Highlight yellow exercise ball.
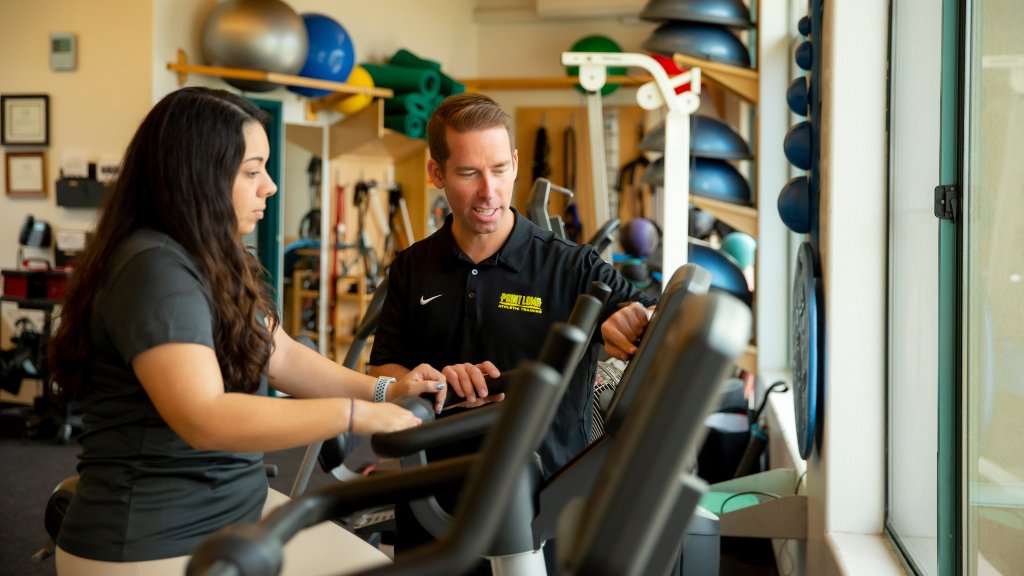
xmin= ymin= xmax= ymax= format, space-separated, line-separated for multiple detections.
xmin=334 ymin=66 xmax=374 ymax=115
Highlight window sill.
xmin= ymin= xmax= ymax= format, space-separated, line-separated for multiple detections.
xmin=760 ymin=372 xmax=909 ymax=575
xmin=827 ymin=533 xmax=909 ymax=575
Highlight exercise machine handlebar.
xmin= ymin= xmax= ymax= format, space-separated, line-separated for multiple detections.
xmin=188 ymin=361 xmax=564 ymax=576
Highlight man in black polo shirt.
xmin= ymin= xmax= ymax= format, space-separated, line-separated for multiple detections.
xmin=368 ymin=93 xmax=656 ymax=568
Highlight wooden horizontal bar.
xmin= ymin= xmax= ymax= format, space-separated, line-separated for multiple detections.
xmin=460 ymin=75 xmax=653 ymax=91
xmin=690 ymin=195 xmax=759 ymax=238
xmin=167 ymin=49 xmax=392 ymax=98
xmin=672 ymin=53 xmax=758 ymax=103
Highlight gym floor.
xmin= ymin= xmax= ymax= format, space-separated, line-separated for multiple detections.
xmin=0 ymin=417 xmax=777 ymax=576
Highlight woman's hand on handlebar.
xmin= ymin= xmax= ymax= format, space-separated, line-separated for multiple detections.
xmin=443 ymin=361 xmax=505 ymax=410
xmin=392 ymin=363 xmax=447 ymax=412
xmin=354 ymin=401 xmax=423 ymax=435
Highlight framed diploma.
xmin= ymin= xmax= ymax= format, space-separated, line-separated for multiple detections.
xmin=5 ymin=151 xmax=47 ymax=197
xmin=1 ymin=94 xmax=50 ymax=146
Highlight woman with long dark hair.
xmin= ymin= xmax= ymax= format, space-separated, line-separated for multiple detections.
xmin=48 ymin=86 xmax=445 ymax=575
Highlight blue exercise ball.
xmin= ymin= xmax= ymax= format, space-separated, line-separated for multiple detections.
xmin=620 ymin=218 xmax=661 ymax=257
xmin=640 ymin=115 xmax=753 ymax=160
xmin=778 ymin=175 xmax=812 ymax=234
xmin=643 ymin=22 xmax=751 ymax=69
xmin=784 ymin=121 xmax=813 ymax=170
xmin=689 ymin=205 xmax=717 ymax=240
xmin=641 ymin=157 xmax=752 ymax=206
xmin=787 ymin=76 xmax=809 ymax=116
xmin=202 ymin=0 xmax=308 ymax=92
xmin=288 ymin=13 xmax=355 ymax=98
xmin=639 ymin=0 xmax=754 ymax=28
xmin=795 ymin=40 xmax=813 ymax=71
xmin=619 ymin=259 xmax=654 ymax=289
xmin=688 ymin=239 xmax=752 ymax=306
xmin=690 ymin=158 xmax=752 ymax=206
xmin=798 ymin=15 xmax=812 ymax=36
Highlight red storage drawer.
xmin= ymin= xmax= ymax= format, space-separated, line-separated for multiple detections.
xmin=2 ymin=269 xmax=48 ymax=299
xmin=46 ymin=271 xmax=70 ymax=300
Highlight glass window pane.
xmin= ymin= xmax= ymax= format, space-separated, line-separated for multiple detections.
xmin=965 ymin=0 xmax=1024 ymax=573
xmin=887 ymin=0 xmax=942 ymax=573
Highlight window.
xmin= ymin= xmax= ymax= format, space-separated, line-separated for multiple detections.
xmin=886 ymin=0 xmax=942 ymax=573
xmin=962 ymin=0 xmax=1024 ymax=572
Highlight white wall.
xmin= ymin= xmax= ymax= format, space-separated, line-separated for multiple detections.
xmin=152 ymin=0 xmax=481 ymax=123
xmin=0 ymin=0 xmax=153 ymax=272
xmin=812 ymin=0 xmax=897 ymax=574
xmin=1 ymin=0 xmax=663 ymax=271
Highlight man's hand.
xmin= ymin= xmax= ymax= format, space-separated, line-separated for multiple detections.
xmin=443 ymin=361 xmax=504 ymax=410
xmin=601 ymin=302 xmax=655 ymax=361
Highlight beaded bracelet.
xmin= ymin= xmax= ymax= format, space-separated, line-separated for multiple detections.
xmin=374 ymin=376 xmax=396 ymax=403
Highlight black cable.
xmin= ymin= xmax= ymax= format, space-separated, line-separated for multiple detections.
xmin=794 ymin=470 xmax=808 ymax=494
xmin=718 ymin=490 xmax=781 ymax=515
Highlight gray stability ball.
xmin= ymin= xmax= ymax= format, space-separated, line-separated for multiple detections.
xmin=202 ymin=0 xmax=308 ymax=92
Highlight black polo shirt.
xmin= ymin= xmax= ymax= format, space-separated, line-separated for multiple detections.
xmin=371 ymin=209 xmax=656 ymax=474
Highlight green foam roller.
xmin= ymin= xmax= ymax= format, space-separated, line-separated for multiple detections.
xmin=362 ymin=63 xmax=441 ymax=97
xmin=432 ymin=94 xmax=446 ymax=112
xmin=385 ymin=112 xmax=428 ymax=139
xmin=388 ymin=48 xmax=441 ymax=71
xmin=384 ymin=92 xmax=432 ymax=116
xmin=439 ymin=71 xmax=466 ymax=96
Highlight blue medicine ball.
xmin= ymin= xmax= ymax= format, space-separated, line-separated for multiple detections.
xmin=289 ymin=13 xmax=355 ymax=98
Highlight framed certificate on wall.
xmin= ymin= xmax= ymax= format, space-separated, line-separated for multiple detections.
xmin=5 ymin=151 xmax=47 ymax=197
xmin=1 ymin=94 xmax=50 ymax=146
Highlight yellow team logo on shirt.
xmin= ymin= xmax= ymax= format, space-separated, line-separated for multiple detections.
xmin=498 ymin=292 xmax=543 ymax=314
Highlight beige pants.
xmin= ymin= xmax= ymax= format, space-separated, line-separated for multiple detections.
xmin=56 ymin=488 xmax=389 ymax=576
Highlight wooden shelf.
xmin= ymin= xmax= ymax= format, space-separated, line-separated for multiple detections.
xmin=288 ymin=99 xmax=427 ymax=162
xmin=672 ymin=53 xmax=759 ymax=104
xmin=288 ymin=267 xmax=320 ymax=337
xmin=690 ymin=195 xmax=759 ymax=239
xmin=334 ymin=271 xmax=372 ymax=371
xmin=167 ymin=49 xmax=393 ymax=99
xmin=336 ymin=291 xmax=367 ymax=302
xmin=709 ymin=469 xmax=808 ymax=540
xmin=286 ymin=97 xmax=430 ymax=161
xmin=736 ymin=344 xmax=757 ymax=375
xmin=328 ymin=99 xmax=427 ymax=161
xmin=460 ymin=74 xmax=654 ymax=91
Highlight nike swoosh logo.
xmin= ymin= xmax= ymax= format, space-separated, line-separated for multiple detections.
xmin=420 ymin=294 xmax=443 ymax=305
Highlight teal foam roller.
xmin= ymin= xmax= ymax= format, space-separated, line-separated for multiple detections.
xmin=384 ymin=92 xmax=432 ymax=116
xmin=439 ymin=71 xmax=466 ymax=95
xmin=384 ymin=112 xmax=428 ymax=139
xmin=388 ymin=48 xmax=441 ymax=71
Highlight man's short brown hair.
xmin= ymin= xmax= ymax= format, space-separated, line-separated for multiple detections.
xmin=426 ymin=93 xmax=515 ymax=168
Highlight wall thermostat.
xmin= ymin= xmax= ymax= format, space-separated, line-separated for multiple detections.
xmin=50 ymin=33 xmax=77 ymax=72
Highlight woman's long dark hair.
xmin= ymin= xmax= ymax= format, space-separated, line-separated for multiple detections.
xmin=49 ymin=87 xmax=279 ymax=401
